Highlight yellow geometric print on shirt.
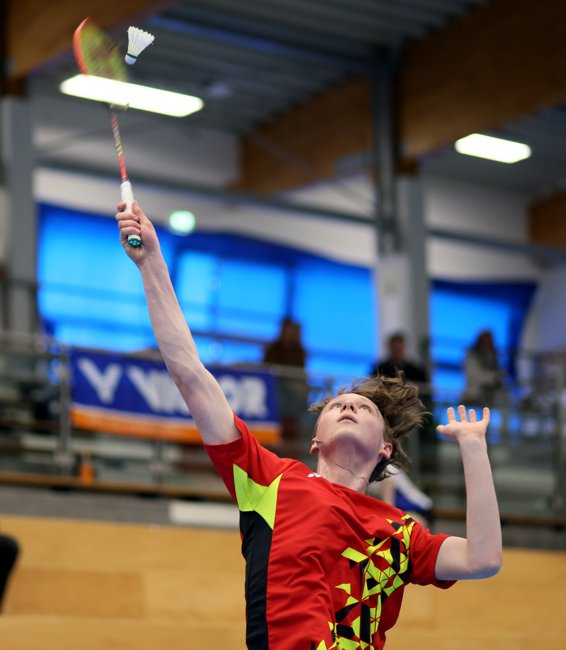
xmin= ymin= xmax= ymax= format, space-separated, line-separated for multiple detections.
xmin=317 ymin=515 xmax=415 ymax=650
xmin=232 ymin=464 xmax=283 ymax=530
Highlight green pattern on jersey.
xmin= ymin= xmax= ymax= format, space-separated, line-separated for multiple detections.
xmin=317 ymin=515 xmax=415 ymax=650
xmin=233 ymin=465 xmax=283 ymax=530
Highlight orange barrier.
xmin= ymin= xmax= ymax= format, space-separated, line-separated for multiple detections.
xmin=71 ymin=406 xmax=281 ymax=445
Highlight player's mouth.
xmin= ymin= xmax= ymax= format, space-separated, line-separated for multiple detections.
xmin=338 ymin=415 xmax=357 ymax=424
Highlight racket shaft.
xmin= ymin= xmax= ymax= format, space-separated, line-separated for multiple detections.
xmin=73 ymin=20 xmax=140 ymax=248
xmin=111 ymin=111 xmax=141 ymax=247
xmin=110 ymin=111 xmax=128 ymax=181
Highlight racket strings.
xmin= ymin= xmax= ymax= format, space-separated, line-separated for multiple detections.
xmin=74 ymin=21 xmax=128 ymax=82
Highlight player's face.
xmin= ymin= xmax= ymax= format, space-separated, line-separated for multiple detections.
xmin=314 ymin=393 xmax=391 ymax=461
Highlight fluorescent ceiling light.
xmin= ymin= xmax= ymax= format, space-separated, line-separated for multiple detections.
xmin=454 ymin=133 xmax=531 ymax=163
xmin=60 ymin=75 xmax=203 ymax=118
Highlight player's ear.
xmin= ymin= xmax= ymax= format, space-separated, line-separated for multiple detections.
xmin=379 ymin=442 xmax=392 ymax=460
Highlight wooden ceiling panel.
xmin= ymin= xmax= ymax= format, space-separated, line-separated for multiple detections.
xmin=529 ymin=192 xmax=566 ymax=251
xmin=399 ymin=0 xmax=566 ymax=157
xmin=6 ymin=0 xmax=174 ymax=80
xmin=236 ymin=0 xmax=566 ymax=193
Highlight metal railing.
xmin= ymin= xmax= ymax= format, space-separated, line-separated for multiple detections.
xmin=0 ymin=332 xmax=563 ymax=526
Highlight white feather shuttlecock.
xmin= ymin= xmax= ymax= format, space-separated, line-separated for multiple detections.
xmin=125 ymin=26 xmax=155 ymax=65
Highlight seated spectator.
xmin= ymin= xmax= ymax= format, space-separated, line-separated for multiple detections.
xmin=0 ymin=533 xmax=19 ymax=612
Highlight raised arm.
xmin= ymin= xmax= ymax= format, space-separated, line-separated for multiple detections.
xmin=434 ymin=405 xmax=502 ymax=580
xmin=116 ymin=202 xmax=239 ymax=445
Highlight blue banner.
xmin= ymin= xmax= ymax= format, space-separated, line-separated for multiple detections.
xmin=69 ymin=349 xmax=281 ymax=444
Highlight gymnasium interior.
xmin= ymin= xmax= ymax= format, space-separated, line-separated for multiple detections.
xmin=1 ymin=1 xmax=565 ymax=648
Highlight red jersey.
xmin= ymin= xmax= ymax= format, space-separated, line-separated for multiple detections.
xmin=205 ymin=415 xmax=455 ymax=649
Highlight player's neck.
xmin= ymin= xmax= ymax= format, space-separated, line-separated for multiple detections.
xmin=317 ymin=455 xmax=372 ymax=493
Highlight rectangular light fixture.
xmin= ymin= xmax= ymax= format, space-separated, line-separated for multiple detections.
xmin=60 ymin=74 xmax=204 ymax=118
xmin=454 ymin=133 xmax=531 ymax=164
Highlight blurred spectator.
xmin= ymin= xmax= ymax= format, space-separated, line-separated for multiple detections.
xmin=263 ymin=318 xmax=308 ymax=440
xmin=462 ymin=330 xmax=507 ymax=407
xmin=0 ymin=533 xmax=19 ymax=612
xmin=263 ymin=318 xmax=306 ymax=369
xmin=368 ymin=334 xmax=435 ymax=522
xmin=371 ymin=332 xmax=437 ymax=473
xmin=371 ymin=332 xmax=428 ymax=385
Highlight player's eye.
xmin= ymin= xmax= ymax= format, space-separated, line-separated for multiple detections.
xmin=360 ymin=405 xmax=371 ymax=411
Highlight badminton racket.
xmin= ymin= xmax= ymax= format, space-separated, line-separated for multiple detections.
xmin=72 ymin=17 xmax=141 ymax=247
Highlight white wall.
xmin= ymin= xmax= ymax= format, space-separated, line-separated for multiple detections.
xmin=35 ymin=167 xmax=545 ymax=282
xmin=33 ymin=94 xmax=239 ymax=188
xmin=32 ymin=93 xmax=564 ymax=353
xmin=32 ymin=93 xmax=544 ymax=281
xmin=35 ymin=168 xmax=377 ymax=267
xmin=288 ymin=173 xmax=543 ymax=282
xmin=521 ymin=264 xmax=566 ymax=351
xmin=422 ymin=175 xmax=542 ymax=281
xmin=33 ymin=93 xmax=377 ymax=267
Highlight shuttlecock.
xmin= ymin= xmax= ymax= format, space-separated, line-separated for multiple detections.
xmin=125 ymin=26 xmax=154 ymax=65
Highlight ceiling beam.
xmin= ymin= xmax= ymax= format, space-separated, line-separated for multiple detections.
xmin=235 ymin=0 xmax=566 ymax=193
xmin=146 ymin=12 xmax=372 ymax=73
xmin=237 ymin=77 xmax=373 ymax=193
xmin=5 ymin=0 xmax=174 ymax=82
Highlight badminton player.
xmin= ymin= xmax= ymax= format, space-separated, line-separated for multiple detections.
xmin=116 ymin=201 xmax=502 ymax=650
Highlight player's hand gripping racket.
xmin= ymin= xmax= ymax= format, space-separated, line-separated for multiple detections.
xmin=72 ymin=17 xmax=141 ymax=247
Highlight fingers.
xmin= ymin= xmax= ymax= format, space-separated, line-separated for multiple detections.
xmin=446 ymin=405 xmax=473 ymax=423
xmin=115 ymin=210 xmax=139 ymax=223
xmin=116 ymin=215 xmax=140 ymax=230
xmin=116 ymin=203 xmax=141 ymax=224
xmin=445 ymin=404 xmax=491 ymax=425
xmin=119 ymin=225 xmax=141 ymax=240
xmin=115 ymin=210 xmax=141 ymax=239
xmin=459 ymin=405 xmax=490 ymax=424
xmin=116 ymin=200 xmax=142 ymax=215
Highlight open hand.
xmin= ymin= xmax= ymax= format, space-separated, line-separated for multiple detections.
xmin=436 ymin=405 xmax=490 ymax=443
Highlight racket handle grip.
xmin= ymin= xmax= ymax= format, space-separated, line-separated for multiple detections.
xmin=121 ymin=180 xmax=142 ymax=248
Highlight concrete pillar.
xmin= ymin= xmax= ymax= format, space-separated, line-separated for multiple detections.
xmin=376 ymin=177 xmax=430 ymax=365
xmin=0 ymin=96 xmax=38 ymax=333
xmin=371 ymin=48 xmax=429 ymax=366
